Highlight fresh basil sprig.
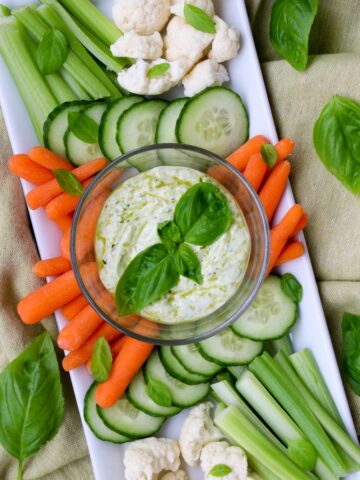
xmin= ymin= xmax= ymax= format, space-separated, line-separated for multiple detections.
xmin=90 ymin=337 xmax=112 ymax=383
xmin=342 ymin=312 xmax=360 ymax=396
xmin=0 ymin=332 xmax=64 ymax=479
xmin=147 ymin=377 xmax=172 ymax=407
xmin=270 ymin=0 xmax=318 ymax=71
xmin=147 ymin=63 xmax=170 ymax=78
xmin=184 ymin=4 xmax=216 ymax=34
xmin=54 ymin=169 xmax=84 ymax=195
xmin=173 ymin=243 xmax=202 ymax=284
xmin=281 ymin=273 xmax=303 ymax=303
xmin=157 ymin=220 xmax=182 ymax=253
xmin=209 ymin=464 xmax=233 ymax=477
xmin=313 ymin=96 xmax=360 ymax=193
xmin=68 ymin=111 xmax=99 ymax=144
xmin=36 ymin=29 xmax=68 ymax=75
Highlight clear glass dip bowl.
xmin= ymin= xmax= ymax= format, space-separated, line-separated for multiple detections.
xmin=71 ymin=144 xmax=269 ymax=345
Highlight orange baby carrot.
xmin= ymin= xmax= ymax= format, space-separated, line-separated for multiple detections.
xmin=96 ymin=337 xmax=154 ymax=408
xmin=291 ymin=213 xmax=309 ymax=238
xmin=86 ymin=335 xmax=127 ymax=374
xmin=259 ymin=161 xmax=291 ymax=222
xmin=32 ymin=256 xmax=71 ymax=278
xmin=17 ymin=270 xmax=81 ymax=324
xmin=274 ymin=138 xmax=295 ymax=165
xmin=8 ymin=154 xmax=54 ymax=185
xmin=267 ymin=204 xmax=304 ymax=275
xmin=45 ymin=177 xmax=94 ymax=220
xmin=243 ymin=153 xmax=268 ymax=192
xmin=62 ymin=294 xmax=88 ymax=321
xmin=227 ymin=135 xmax=270 ymax=171
xmin=62 ymin=322 xmax=122 ymax=371
xmin=274 ymin=241 xmax=305 ymax=267
xmin=26 ymin=157 xmax=108 ymax=210
xmin=61 ymin=227 xmax=71 ymax=261
xmin=28 ymin=146 xmax=74 ymax=171
xmin=53 ymin=214 xmax=73 ymax=233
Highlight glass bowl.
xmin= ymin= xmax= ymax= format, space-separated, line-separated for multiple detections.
xmin=70 ymin=144 xmax=269 ymax=345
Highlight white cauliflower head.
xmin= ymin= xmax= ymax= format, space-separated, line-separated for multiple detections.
xmin=161 ymin=470 xmax=189 ymax=480
xmin=200 ymin=441 xmax=248 ymax=480
xmin=182 ymin=59 xmax=229 ymax=96
xmin=170 ymin=0 xmax=214 ymax=18
xmin=165 ymin=16 xmax=214 ymax=64
xmin=117 ymin=58 xmax=189 ymax=95
xmin=179 ymin=402 xmax=223 ymax=466
xmin=112 ymin=0 xmax=171 ymax=35
xmin=208 ymin=16 xmax=241 ymax=63
xmin=124 ymin=437 xmax=181 ymax=480
xmin=111 ymin=32 xmax=163 ymax=60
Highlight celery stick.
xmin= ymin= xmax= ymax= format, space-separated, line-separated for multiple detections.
xmin=59 ymin=69 xmax=91 ymax=100
xmin=215 ymin=406 xmax=314 ymax=480
xmin=37 ymin=5 xmax=121 ymax=100
xmin=227 ymin=366 xmax=246 ymax=379
xmin=0 ymin=16 xmax=57 ymax=141
xmin=268 ymin=335 xmax=294 ymax=356
xmin=250 ymin=352 xmax=347 ymax=476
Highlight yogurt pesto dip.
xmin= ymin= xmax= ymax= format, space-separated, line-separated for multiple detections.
xmin=95 ymin=166 xmax=250 ymax=324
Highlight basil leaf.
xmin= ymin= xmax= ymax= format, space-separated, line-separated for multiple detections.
xmin=313 ymin=95 xmax=360 ymax=193
xmin=209 ymin=464 xmax=233 ymax=477
xmin=54 ymin=169 xmax=84 ymax=195
xmin=184 ymin=4 xmax=216 ymax=33
xmin=173 ymin=243 xmax=202 ymax=284
xmin=68 ymin=111 xmax=99 ymax=144
xmin=288 ymin=438 xmax=318 ymax=470
xmin=90 ymin=337 xmax=112 ymax=383
xmin=261 ymin=144 xmax=277 ymax=168
xmin=342 ymin=312 xmax=360 ymax=393
xmin=0 ymin=332 xmax=63 ymax=471
xmin=270 ymin=0 xmax=318 ymax=71
xmin=280 ymin=273 xmax=303 ymax=303
xmin=147 ymin=377 xmax=172 ymax=407
xmin=0 ymin=4 xmax=11 ymax=17
xmin=36 ymin=29 xmax=68 ymax=75
xmin=174 ymin=182 xmax=232 ymax=246
xmin=147 ymin=63 xmax=170 ymax=78
xmin=115 ymin=244 xmax=180 ymax=314
xmin=158 ymin=220 xmax=183 ymax=253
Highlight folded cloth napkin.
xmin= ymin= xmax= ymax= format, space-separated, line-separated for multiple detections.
xmin=1 ymin=1 xmax=360 ymax=478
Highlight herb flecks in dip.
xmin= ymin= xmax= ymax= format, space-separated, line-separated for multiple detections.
xmin=95 ymin=166 xmax=250 ymax=324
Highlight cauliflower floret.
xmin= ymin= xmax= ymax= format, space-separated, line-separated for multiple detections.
xmin=124 ymin=437 xmax=181 ymax=480
xmin=117 ymin=58 xmax=189 ymax=95
xmin=161 ymin=470 xmax=188 ymax=480
xmin=111 ymin=32 xmax=163 ymax=60
xmin=201 ymin=441 xmax=248 ymax=480
xmin=112 ymin=0 xmax=171 ymax=35
xmin=165 ymin=16 xmax=214 ymax=64
xmin=179 ymin=402 xmax=223 ymax=466
xmin=208 ymin=16 xmax=241 ymax=63
xmin=170 ymin=0 xmax=214 ymax=18
xmin=182 ymin=59 xmax=229 ymax=96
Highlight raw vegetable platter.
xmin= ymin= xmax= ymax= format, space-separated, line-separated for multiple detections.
xmin=0 ymin=0 xmax=359 ymax=479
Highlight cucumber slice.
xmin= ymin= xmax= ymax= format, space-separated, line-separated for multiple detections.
xmin=171 ymin=344 xmax=222 ymax=377
xmin=159 ymin=346 xmax=210 ymax=385
xmin=176 ymin=86 xmax=249 ymax=158
xmin=144 ymin=350 xmax=210 ymax=408
xmin=65 ymin=102 xmax=107 ymax=166
xmin=231 ymin=276 xmax=298 ymax=341
xmin=84 ymin=383 xmax=130 ymax=443
xmin=127 ymin=369 xmax=181 ymax=417
xmin=99 ymin=95 xmax=143 ymax=161
xmin=97 ymin=394 xmax=165 ymax=439
xmin=43 ymin=100 xmax=89 ymax=159
xmin=197 ymin=328 xmax=263 ymax=366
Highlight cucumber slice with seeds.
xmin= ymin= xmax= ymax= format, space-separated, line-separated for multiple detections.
xmin=159 ymin=346 xmax=210 ymax=385
xmin=172 ymin=344 xmax=222 ymax=377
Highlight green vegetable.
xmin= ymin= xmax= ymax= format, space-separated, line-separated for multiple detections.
xmin=261 ymin=144 xmax=277 ymax=168
xmin=174 ymin=182 xmax=232 ymax=246
xmin=209 ymin=464 xmax=233 ymax=477
xmin=184 ymin=4 xmax=216 ymax=34
xmin=0 ymin=332 xmax=64 ymax=480
xmin=268 ymin=335 xmax=294 ymax=357
xmin=68 ymin=110 xmax=99 ymax=143
xmin=36 ymin=28 xmax=68 ymax=74
xmin=280 ymin=273 xmax=303 ymax=303
xmin=90 ymin=337 xmax=112 ymax=383
xmin=173 ymin=243 xmax=202 ymax=284
xmin=54 ymin=168 xmax=84 ymax=195
xmin=270 ymin=0 xmax=318 ymax=71
xmin=342 ymin=312 xmax=360 ymax=394
xmin=313 ymin=95 xmax=360 ymax=193
xmin=157 ymin=220 xmax=182 ymax=253
xmin=287 ymin=438 xmax=318 ymax=471
xmin=115 ymin=244 xmax=179 ymax=315
xmin=147 ymin=63 xmax=170 ymax=78
xmin=147 ymin=377 xmax=172 ymax=407
xmin=0 ymin=4 xmax=11 ymax=17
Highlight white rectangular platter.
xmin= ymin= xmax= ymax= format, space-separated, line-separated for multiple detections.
xmin=1 ymin=1 xmax=359 ymax=478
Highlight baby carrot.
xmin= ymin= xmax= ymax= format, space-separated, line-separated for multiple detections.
xmin=62 ymin=294 xmax=88 ymax=321
xmin=259 ymin=161 xmax=291 ymax=222
xmin=267 ymin=204 xmax=304 ymax=275
xmin=291 ymin=213 xmax=309 ymax=237
xmin=32 ymin=256 xmax=71 ymax=278
xmin=8 ymin=154 xmax=54 ymax=185
xmin=28 ymin=146 xmax=73 ymax=171
xmin=243 ymin=153 xmax=268 ymax=192
xmin=17 ymin=270 xmax=81 ymax=324
xmin=96 ymin=337 xmax=154 ymax=408
xmin=227 ymin=135 xmax=270 ymax=171
xmin=274 ymin=241 xmax=305 ymax=267
xmin=26 ymin=157 xmax=108 ymax=210
xmin=62 ymin=322 xmax=122 ymax=371
xmin=86 ymin=336 xmax=127 ymax=374
xmin=60 ymin=227 xmax=71 ymax=261
xmin=274 ymin=138 xmax=295 ymax=165
xmin=53 ymin=214 xmax=73 ymax=233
